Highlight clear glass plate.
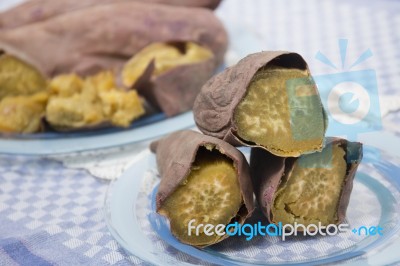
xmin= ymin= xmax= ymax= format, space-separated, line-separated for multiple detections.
xmin=104 ymin=133 xmax=400 ymax=266
xmin=0 ymin=112 xmax=194 ymax=155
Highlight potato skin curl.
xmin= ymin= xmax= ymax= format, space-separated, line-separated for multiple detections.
xmin=0 ymin=2 xmax=227 ymax=78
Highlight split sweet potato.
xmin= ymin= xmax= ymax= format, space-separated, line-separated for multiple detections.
xmin=123 ymin=42 xmax=215 ymax=116
xmin=193 ymin=51 xmax=327 ymax=157
xmin=151 ymin=130 xmax=254 ymax=247
xmin=0 ymin=2 xmax=227 ymax=77
xmin=0 ymin=2 xmax=228 ymax=133
xmin=0 ymin=53 xmax=47 ymax=100
xmin=0 ymin=0 xmax=222 ymax=30
xmin=250 ymin=138 xmax=363 ymax=227
xmin=45 ymin=71 xmax=144 ymax=131
xmin=0 ymin=53 xmax=49 ymax=134
xmin=0 ymin=92 xmax=48 ymax=134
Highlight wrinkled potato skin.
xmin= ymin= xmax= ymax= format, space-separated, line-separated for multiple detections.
xmin=193 ymin=51 xmax=327 ymax=154
xmin=151 ymin=130 xmax=254 ymax=247
xmin=121 ymin=42 xmax=214 ymax=116
xmin=194 ymin=52 xmax=301 ymax=140
xmin=0 ymin=0 xmax=222 ymax=30
xmin=250 ymin=138 xmax=363 ymax=225
xmin=0 ymin=2 xmax=227 ymax=78
xmin=137 ymin=59 xmax=215 ymax=116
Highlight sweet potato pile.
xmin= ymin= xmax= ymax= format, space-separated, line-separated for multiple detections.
xmin=152 ymin=51 xmax=363 ymax=248
xmin=0 ymin=1 xmax=227 ymax=133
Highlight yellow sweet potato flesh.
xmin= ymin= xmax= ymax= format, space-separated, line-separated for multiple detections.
xmin=234 ymin=67 xmax=325 ymax=157
xmin=0 ymin=92 xmax=48 ymax=133
xmin=122 ymin=42 xmax=213 ymax=87
xmin=46 ymin=71 xmax=144 ymax=129
xmin=272 ymin=143 xmax=347 ymax=226
xmin=0 ymin=54 xmax=47 ymax=99
xmin=158 ymin=148 xmax=242 ymax=246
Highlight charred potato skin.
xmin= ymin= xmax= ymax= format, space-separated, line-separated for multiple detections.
xmin=250 ymin=138 xmax=363 ymax=225
xmin=0 ymin=2 xmax=227 ymax=78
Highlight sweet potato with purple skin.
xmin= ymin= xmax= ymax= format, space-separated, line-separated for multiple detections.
xmin=122 ymin=41 xmax=215 ymax=116
xmin=0 ymin=2 xmax=227 ymax=78
xmin=134 ymin=58 xmax=214 ymax=116
xmin=193 ymin=51 xmax=327 ymax=157
xmin=250 ymin=138 xmax=363 ymax=228
xmin=150 ymin=130 xmax=254 ymax=247
xmin=0 ymin=0 xmax=222 ymax=30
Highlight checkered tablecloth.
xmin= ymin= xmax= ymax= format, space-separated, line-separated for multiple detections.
xmin=0 ymin=157 xmax=139 ymax=265
xmin=1 ymin=0 xmax=400 ymax=265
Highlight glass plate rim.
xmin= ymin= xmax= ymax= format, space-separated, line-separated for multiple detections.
xmin=0 ymin=111 xmax=194 ymax=155
xmin=104 ymin=132 xmax=400 ymax=266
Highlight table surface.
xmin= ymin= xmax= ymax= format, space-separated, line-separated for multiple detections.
xmin=1 ymin=0 xmax=400 ymax=265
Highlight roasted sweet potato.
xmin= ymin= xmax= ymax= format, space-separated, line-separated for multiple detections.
xmin=0 ymin=53 xmax=47 ymax=100
xmin=45 ymin=71 xmax=144 ymax=131
xmin=0 ymin=2 xmax=227 ymax=77
xmin=0 ymin=53 xmax=49 ymax=134
xmin=123 ymin=42 xmax=214 ymax=116
xmin=0 ymin=92 xmax=48 ymax=133
xmin=194 ymin=51 xmax=327 ymax=157
xmin=0 ymin=2 xmax=227 ymax=133
xmin=250 ymin=138 xmax=363 ymax=227
xmin=0 ymin=0 xmax=222 ymax=30
xmin=151 ymin=130 xmax=254 ymax=247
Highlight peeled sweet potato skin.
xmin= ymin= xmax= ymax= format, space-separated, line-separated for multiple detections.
xmin=0 ymin=0 xmax=222 ymax=29
xmin=0 ymin=2 xmax=227 ymax=78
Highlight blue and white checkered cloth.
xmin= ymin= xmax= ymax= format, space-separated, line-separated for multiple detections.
xmin=0 ymin=156 xmax=141 ymax=265
xmin=1 ymin=0 xmax=400 ymax=265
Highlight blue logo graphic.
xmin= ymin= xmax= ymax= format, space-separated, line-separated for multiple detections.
xmin=352 ymin=225 xmax=384 ymax=236
xmin=339 ymin=92 xmax=360 ymax=114
xmin=313 ymin=39 xmax=382 ymax=141
xmin=286 ymin=39 xmax=382 ymax=167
